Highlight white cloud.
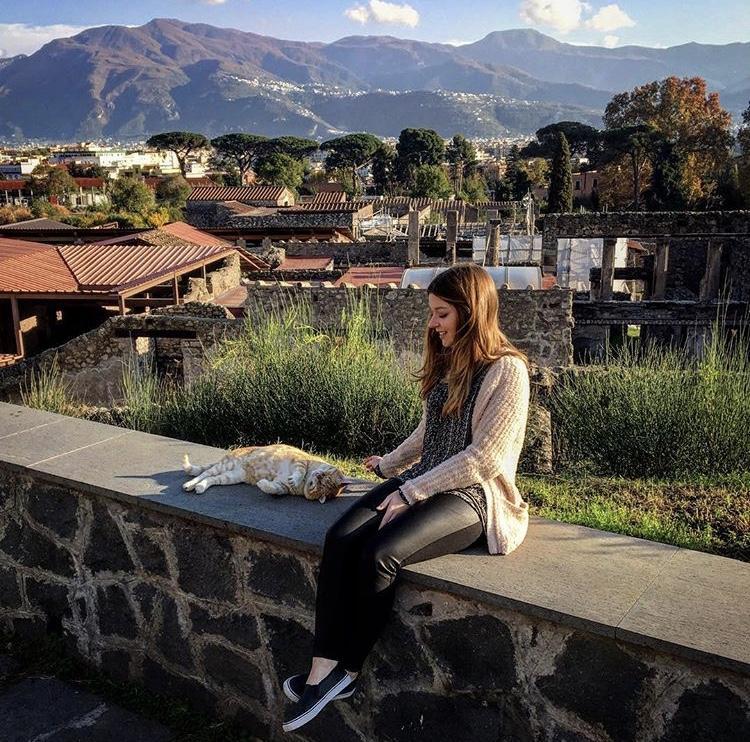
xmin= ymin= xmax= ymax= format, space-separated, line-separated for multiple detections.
xmin=519 ymin=1 xmax=636 ymax=38
xmin=602 ymin=34 xmax=619 ymax=47
xmin=519 ymin=0 xmax=586 ymax=34
xmin=198 ymin=0 xmax=229 ymax=5
xmin=344 ymin=1 xmax=420 ymax=28
xmin=585 ymin=4 xmax=635 ymax=32
xmin=0 ymin=23 xmax=90 ymax=58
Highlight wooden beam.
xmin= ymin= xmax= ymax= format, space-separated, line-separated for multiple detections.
xmin=123 ymin=297 xmax=182 ymax=308
xmin=172 ymin=274 xmax=180 ymax=305
xmin=10 ymin=297 xmax=24 ymax=357
xmin=118 ymin=295 xmax=126 ymax=316
xmin=699 ymin=240 xmax=723 ymax=302
xmin=652 ymin=240 xmax=669 ymax=299
xmin=599 ymin=237 xmax=617 ymax=300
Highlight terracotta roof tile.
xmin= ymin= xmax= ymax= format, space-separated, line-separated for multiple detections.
xmin=278 ymin=255 xmax=334 ymax=270
xmin=0 ymin=237 xmax=79 ymax=293
xmin=188 ymin=185 xmax=291 ymax=204
xmin=334 ymin=266 xmax=405 ymax=287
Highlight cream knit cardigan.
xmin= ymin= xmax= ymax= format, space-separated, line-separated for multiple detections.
xmin=378 ymin=355 xmax=531 ymax=555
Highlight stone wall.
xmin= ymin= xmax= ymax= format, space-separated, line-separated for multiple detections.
xmin=267 ymin=241 xmax=410 ymax=266
xmin=245 ymin=285 xmax=574 ymax=369
xmin=0 ymin=311 xmax=240 ymax=406
xmin=540 ymin=211 xmax=750 ymax=301
xmin=0 ymin=462 xmax=748 ymax=742
xmin=183 ymin=255 xmax=242 ymax=303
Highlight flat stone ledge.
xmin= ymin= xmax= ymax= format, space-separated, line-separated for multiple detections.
xmin=1 ymin=402 xmax=749 ymax=677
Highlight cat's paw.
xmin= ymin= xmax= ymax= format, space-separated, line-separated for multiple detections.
xmin=183 ymin=481 xmax=195 ymax=491
xmin=195 ymin=481 xmax=209 ymax=494
xmin=256 ymin=478 xmax=272 ymax=492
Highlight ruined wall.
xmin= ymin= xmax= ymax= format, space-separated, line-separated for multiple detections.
xmin=0 ymin=310 xmax=239 ymax=406
xmin=540 ymin=211 xmax=750 ymax=301
xmin=1 ymin=466 xmax=748 ymax=742
xmin=245 ymin=285 xmax=574 ymax=369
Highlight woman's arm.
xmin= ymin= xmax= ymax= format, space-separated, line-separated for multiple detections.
xmin=376 ymin=400 xmax=427 ymax=478
xmin=397 ymin=357 xmax=530 ymax=505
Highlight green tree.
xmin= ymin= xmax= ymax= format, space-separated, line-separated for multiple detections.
xmin=410 ymin=165 xmax=452 ymax=199
xmin=600 ymin=125 xmax=657 ymax=209
xmin=266 ymin=136 xmax=319 ymax=160
xmin=210 ymin=133 xmax=269 ymax=183
xmin=737 ymin=99 xmax=750 ymax=207
xmin=645 ymin=136 xmax=688 ymax=210
xmin=321 ymin=133 xmax=381 ymax=196
xmin=446 ymin=134 xmax=478 ymax=194
xmin=395 ymin=128 xmax=445 ymax=188
xmin=255 ymin=153 xmax=305 ymax=192
xmin=30 ymin=165 xmax=78 ymax=199
xmin=110 ymin=176 xmax=156 ymax=215
xmin=459 ymin=174 xmax=489 ymax=202
xmin=372 ymin=143 xmax=397 ymax=195
xmin=522 ymin=122 xmax=603 ymax=166
xmin=146 ymin=131 xmax=210 ymax=177
xmin=547 ymin=132 xmax=573 ymax=213
xmin=155 ymin=175 xmax=191 ymax=209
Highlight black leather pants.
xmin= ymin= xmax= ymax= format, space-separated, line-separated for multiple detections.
xmin=312 ymin=477 xmax=484 ymax=673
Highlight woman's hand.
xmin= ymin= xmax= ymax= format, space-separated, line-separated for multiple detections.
xmin=375 ymin=490 xmax=410 ymax=529
xmin=362 ymin=455 xmax=383 ymax=473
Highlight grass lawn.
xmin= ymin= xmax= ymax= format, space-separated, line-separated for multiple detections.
xmin=331 ymin=455 xmax=750 ymax=562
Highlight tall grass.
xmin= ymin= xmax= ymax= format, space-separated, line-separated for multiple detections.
xmin=549 ymin=315 xmax=750 ymax=478
xmin=20 ymin=356 xmax=78 ymax=416
xmin=136 ymin=288 xmax=424 ymax=456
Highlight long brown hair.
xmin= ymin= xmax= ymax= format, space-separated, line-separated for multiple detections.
xmin=414 ymin=264 xmax=529 ymax=418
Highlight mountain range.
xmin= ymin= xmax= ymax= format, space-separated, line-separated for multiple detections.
xmin=0 ymin=18 xmax=747 ymax=141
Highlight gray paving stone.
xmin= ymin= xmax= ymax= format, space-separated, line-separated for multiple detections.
xmin=29 ymin=427 xmax=359 ymax=550
xmin=0 ymin=402 xmax=67 ymax=439
xmin=407 ymin=518 xmax=680 ymax=635
xmin=0 ymin=413 xmax=128 ymax=467
xmin=0 ymin=676 xmax=174 ymax=741
xmin=617 ymin=548 xmax=750 ymax=674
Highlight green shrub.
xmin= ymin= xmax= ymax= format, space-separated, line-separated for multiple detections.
xmin=549 ymin=316 xmax=750 ymax=478
xmin=20 ymin=356 xmax=79 ymax=417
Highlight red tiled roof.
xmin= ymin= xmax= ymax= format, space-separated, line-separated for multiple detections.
xmin=312 ymin=191 xmax=347 ymax=204
xmin=92 ymin=221 xmax=231 ymax=247
xmin=59 ymin=243 xmax=237 ymax=291
xmin=0 ymin=237 xmax=79 ymax=294
xmin=291 ymin=201 xmax=370 ymax=214
xmin=335 ymin=266 xmax=405 ymax=287
xmin=278 ymin=255 xmax=334 ymax=270
xmin=2 ymin=217 xmax=76 ymax=231
xmin=316 ymin=182 xmax=346 ymax=193
xmin=0 ymin=180 xmax=29 ymax=192
xmin=188 ymin=185 xmax=291 ymax=203
xmin=73 ymin=177 xmax=106 ymax=189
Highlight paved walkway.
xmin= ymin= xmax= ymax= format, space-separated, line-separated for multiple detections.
xmin=0 ymin=657 xmax=174 ymax=742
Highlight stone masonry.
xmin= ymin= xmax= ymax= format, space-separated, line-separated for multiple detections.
xmin=0 ymin=463 xmax=748 ymax=742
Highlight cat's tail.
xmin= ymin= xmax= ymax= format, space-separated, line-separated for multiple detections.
xmin=182 ymin=454 xmax=207 ymax=476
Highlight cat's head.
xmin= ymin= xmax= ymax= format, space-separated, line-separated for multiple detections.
xmin=305 ymin=464 xmax=346 ymax=503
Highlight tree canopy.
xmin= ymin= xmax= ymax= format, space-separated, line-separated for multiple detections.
xmin=396 ymin=128 xmax=445 ymax=187
xmin=210 ymin=133 xmax=269 ymax=182
xmin=110 ymin=176 xmax=156 ymax=215
xmin=411 ymin=164 xmax=452 ymax=199
xmin=547 ymin=133 xmax=573 ymax=213
xmin=446 ymin=134 xmax=478 ymax=194
xmin=145 ymin=131 xmax=210 ymax=177
xmin=255 ymin=152 xmax=305 ymax=192
xmin=321 ymin=133 xmax=381 ymax=195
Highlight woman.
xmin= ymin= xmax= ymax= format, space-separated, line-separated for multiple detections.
xmin=282 ymin=264 xmax=531 ymax=733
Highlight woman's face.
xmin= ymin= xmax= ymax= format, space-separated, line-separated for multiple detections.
xmin=428 ymin=293 xmax=459 ymax=348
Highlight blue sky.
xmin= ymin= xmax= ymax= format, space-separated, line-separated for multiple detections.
xmin=0 ymin=0 xmax=748 ymax=58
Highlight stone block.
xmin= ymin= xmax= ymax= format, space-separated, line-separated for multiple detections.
xmin=0 ymin=566 xmax=21 ymax=608
xmin=157 ymin=594 xmax=194 ymax=670
xmin=261 ymin=614 xmax=314 ymax=684
xmin=371 ymin=614 xmax=433 ymax=684
xmin=25 ymin=485 xmax=79 ymax=540
xmin=0 ymin=519 xmax=74 ymax=578
xmin=97 ymin=584 xmax=138 ymax=639
xmin=133 ymin=583 xmax=158 ymax=626
xmin=536 ymin=634 xmax=652 ymax=742
xmin=84 ymin=504 xmax=134 ymax=574
xmin=25 ymin=577 xmax=70 ymax=627
xmin=659 ymin=681 xmax=750 ymax=742
xmin=141 ymin=657 xmax=218 ymax=716
xmin=222 ymin=702 xmax=271 ymax=741
xmin=202 ymin=643 xmax=265 ymax=703
xmin=424 ymin=614 xmax=516 ymax=692
xmin=374 ymin=691 xmax=501 ymax=742
xmin=132 ymin=531 xmax=170 ymax=578
xmin=245 ymin=549 xmax=314 ymax=606
xmin=173 ymin=528 xmax=236 ymax=602
xmin=189 ymin=605 xmax=260 ymax=652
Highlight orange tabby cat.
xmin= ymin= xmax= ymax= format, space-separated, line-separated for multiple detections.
xmin=182 ymin=443 xmax=347 ymax=502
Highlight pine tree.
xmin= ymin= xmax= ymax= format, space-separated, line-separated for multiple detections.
xmin=547 ymin=133 xmax=573 ymax=213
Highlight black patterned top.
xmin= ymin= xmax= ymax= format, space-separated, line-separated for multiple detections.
xmin=396 ymin=363 xmax=491 ymax=533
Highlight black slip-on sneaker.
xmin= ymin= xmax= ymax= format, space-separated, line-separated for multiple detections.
xmin=282 ymin=672 xmax=357 ymax=703
xmin=282 ymin=666 xmax=353 ymax=733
